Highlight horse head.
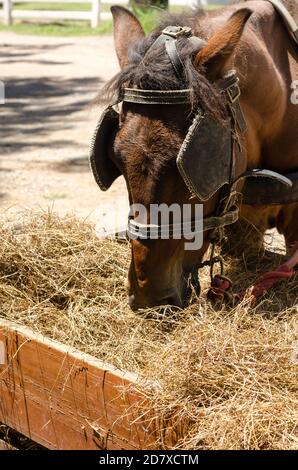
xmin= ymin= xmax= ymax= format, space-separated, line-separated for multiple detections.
xmin=92 ymin=5 xmax=252 ymax=309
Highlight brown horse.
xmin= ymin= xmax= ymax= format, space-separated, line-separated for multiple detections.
xmin=98 ymin=1 xmax=298 ymax=309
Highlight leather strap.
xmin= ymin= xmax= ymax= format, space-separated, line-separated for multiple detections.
xmin=127 ymin=207 xmax=239 ymax=239
xmin=162 ymin=29 xmax=206 ymax=80
xmin=122 ymin=88 xmax=190 ymax=105
xmin=242 ymin=170 xmax=298 ymax=205
xmin=212 ymin=70 xmax=248 ymax=226
xmin=220 ymin=71 xmax=247 ymax=134
xmin=265 ymin=0 xmax=298 ymax=46
xmin=236 ymin=168 xmax=293 ymax=187
xmin=141 ymin=25 xmax=206 ymax=84
xmin=164 ymin=35 xmax=185 ymax=79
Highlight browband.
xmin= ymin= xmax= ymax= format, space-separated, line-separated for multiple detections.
xmin=122 ymin=88 xmax=191 ymax=105
xmin=121 ymin=26 xmax=205 ymax=106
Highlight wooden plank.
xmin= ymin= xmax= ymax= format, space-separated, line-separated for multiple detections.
xmin=0 ymin=319 xmax=157 ymax=450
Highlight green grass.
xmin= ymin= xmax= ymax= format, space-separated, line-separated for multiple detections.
xmin=0 ymin=4 xmax=161 ymax=36
xmin=0 ymin=20 xmax=113 ymax=36
xmin=0 ymin=3 xmax=221 ymax=37
xmin=132 ymin=7 xmax=162 ymax=34
xmin=13 ymin=2 xmax=185 ymax=13
xmin=14 ymin=2 xmax=92 ymax=11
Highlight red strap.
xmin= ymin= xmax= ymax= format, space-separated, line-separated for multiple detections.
xmin=207 ymin=241 xmax=298 ymax=304
xmin=248 ymin=241 xmax=298 ymax=298
xmin=249 ymin=264 xmax=294 ymax=298
xmin=207 ymin=275 xmax=232 ymax=302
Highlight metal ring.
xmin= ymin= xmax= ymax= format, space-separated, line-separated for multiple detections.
xmin=210 ymin=256 xmax=224 ymax=282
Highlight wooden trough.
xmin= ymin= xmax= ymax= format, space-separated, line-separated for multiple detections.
xmin=0 ymin=318 xmax=158 ymax=450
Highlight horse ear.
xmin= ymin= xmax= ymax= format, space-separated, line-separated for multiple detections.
xmin=111 ymin=6 xmax=145 ymax=69
xmin=194 ymin=8 xmax=252 ymax=79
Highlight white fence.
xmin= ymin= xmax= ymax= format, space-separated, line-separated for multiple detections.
xmin=0 ymin=0 xmax=108 ymax=28
xmin=0 ymin=0 xmax=213 ymax=29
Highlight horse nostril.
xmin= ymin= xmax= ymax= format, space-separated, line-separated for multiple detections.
xmin=128 ymin=294 xmax=139 ymax=311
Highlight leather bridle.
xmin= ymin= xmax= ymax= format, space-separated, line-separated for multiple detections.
xmin=124 ymin=25 xmax=247 ymax=242
xmin=122 ymin=21 xmax=296 ymax=244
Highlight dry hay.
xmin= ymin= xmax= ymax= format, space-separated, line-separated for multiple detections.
xmin=0 ymin=211 xmax=297 ymax=450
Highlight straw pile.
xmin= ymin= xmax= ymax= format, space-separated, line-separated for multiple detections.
xmin=0 ymin=211 xmax=297 ymax=449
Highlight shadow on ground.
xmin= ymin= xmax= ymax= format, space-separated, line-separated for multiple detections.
xmin=0 ymin=76 xmax=102 ymax=153
xmin=0 ymin=42 xmax=73 ymax=65
xmin=50 ymin=156 xmax=90 ymax=173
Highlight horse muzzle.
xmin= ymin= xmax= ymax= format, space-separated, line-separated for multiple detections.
xmin=127 ymin=266 xmax=200 ymax=311
xmin=128 ymin=287 xmax=184 ymax=311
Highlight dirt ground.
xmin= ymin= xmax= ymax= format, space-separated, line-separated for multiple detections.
xmin=0 ymin=32 xmax=128 ymax=231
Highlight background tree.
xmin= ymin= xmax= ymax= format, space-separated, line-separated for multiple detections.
xmin=130 ymin=0 xmax=168 ymax=11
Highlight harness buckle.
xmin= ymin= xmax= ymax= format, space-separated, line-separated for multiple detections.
xmin=226 ymin=81 xmax=241 ymax=104
xmin=162 ymin=26 xmax=192 ymax=39
xmin=220 ymin=190 xmax=238 ymax=215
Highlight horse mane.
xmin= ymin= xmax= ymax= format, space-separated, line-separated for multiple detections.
xmin=99 ymin=0 xmax=297 ymax=121
xmin=100 ymin=9 xmax=228 ymax=122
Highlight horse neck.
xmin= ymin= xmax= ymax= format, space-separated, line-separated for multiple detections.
xmin=233 ymin=14 xmax=292 ymax=169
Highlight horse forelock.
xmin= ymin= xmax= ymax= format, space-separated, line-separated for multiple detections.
xmin=100 ymin=10 xmax=228 ymax=123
